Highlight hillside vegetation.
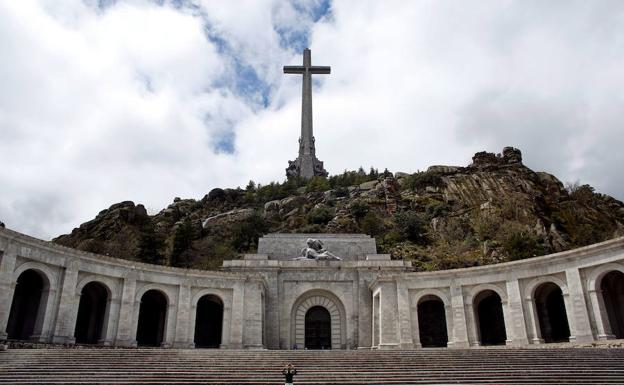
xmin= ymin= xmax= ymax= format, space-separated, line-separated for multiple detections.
xmin=54 ymin=147 xmax=624 ymax=271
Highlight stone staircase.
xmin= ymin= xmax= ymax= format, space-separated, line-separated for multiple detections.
xmin=2 ymin=347 xmax=624 ymax=384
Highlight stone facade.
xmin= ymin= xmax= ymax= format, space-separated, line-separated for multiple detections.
xmin=1 ymin=226 xmax=624 ymax=349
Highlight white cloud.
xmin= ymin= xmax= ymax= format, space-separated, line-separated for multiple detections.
xmin=1 ymin=0 xmax=623 ymax=239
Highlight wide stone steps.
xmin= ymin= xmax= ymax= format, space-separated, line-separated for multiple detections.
xmin=2 ymin=348 xmax=624 ymax=384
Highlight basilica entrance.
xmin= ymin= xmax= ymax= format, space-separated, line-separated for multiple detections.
xmin=305 ymin=306 xmax=331 ymax=349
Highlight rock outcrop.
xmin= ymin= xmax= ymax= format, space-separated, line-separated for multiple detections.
xmin=53 ymin=147 xmax=624 ymax=271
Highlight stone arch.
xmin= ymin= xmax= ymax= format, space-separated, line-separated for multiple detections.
xmin=194 ymin=294 xmax=224 ymax=348
xmin=7 ymin=263 xmax=57 ymax=341
xmin=586 ymin=263 xmax=624 ymax=339
xmin=416 ymin=293 xmax=449 ymax=347
xmin=466 ymin=284 xmax=508 ymax=346
xmin=76 ymin=276 xmax=117 ymax=300
xmin=135 ymin=284 xmax=175 ymax=304
xmin=524 ymin=276 xmax=569 ymax=299
xmin=291 ymin=290 xmax=346 ymax=349
xmin=531 ymin=280 xmax=571 ymax=343
xmin=473 ymin=290 xmax=507 ymax=345
xmin=13 ymin=261 xmax=57 ymax=289
xmin=466 ymin=283 xmax=507 ymax=305
xmin=412 ymin=289 xmax=451 ymax=307
xmin=135 ymin=287 xmax=171 ymax=347
xmin=190 ymin=289 xmax=232 ymax=349
xmin=74 ymin=281 xmax=110 ymax=344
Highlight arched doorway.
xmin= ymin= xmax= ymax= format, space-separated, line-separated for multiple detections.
xmin=600 ymin=271 xmax=624 ymax=338
xmin=305 ymin=306 xmax=331 ymax=349
xmin=6 ymin=269 xmax=47 ymax=340
xmin=136 ymin=290 xmax=167 ymax=347
xmin=534 ymin=282 xmax=570 ymax=343
xmin=417 ymin=296 xmax=448 ymax=347
xmin=74 ymin=282 xmax=109 ymax=344
xmin=194 ymin=295 xmax=223 ymax=348
xmin=474 ymin=290 xmax=507 ymax=345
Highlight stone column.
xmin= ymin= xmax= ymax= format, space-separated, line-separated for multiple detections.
xmin=372 ymin=291 xmax=380 ymax=348
xmin=162 ymin=301 xmax=177 ymax=348
xmin=243 ymin=280 xmax=264 ymax=349
xmin=378 ymin=281 xmax=399 ymax=349
xmin=229 ymin=281 xmax=245 ymax=349
xmin=465 ymin=302 xmax=480 ymax=347
xmin=51 ymin=259 xmax=80 ymax=344
xmin=565 ymin=268 xmax=594 ymax=343
xmin=505 ymin=279 xmax=529 ymax=345
xmin=588 ymin=288 xmax=615 ymax=340
xmin=357 ymin=273 xmax=373 ymax=349
xmin=100 ymin=297 xmax=120 ymax=345
xmin=524 ymin=295 xmax=543 ymax=344
xmin=410 ymin=305 xmax=422 ymax=348
xmin=448 ymin=284 xmax=469 ymax=348
xmin=396 ymin=280 xmax=414 ymax=349
xmin=0 ymin=242 xmax=18 ymax=339
xmin=173 ymin=285 xmax=192 ymax=348
xmin=115 ymin=275 xmax=137 ymax=346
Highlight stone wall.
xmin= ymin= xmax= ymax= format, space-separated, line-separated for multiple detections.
xmin=1 ymin=227 xmax=624 ymax=350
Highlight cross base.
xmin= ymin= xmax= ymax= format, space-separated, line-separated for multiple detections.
xmin=286 ymin=154 xmax=327 ymax=180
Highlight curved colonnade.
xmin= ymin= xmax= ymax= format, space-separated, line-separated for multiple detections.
xmin=1 ymin=227 xmax=624 ymax=349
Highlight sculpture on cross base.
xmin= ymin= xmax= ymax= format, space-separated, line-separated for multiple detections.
xmin=293 ymin=238 xmax=341 ymax=261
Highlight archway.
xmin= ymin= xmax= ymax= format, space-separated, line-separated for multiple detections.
xmin=292 ymin=291 xmax=345 ymax=349
xmin=474 ymin=290 xmax=507 ymax=345
xmin=534 ymin=282 xmax=570 ymax=343
xmin=305 ymin=306 xmax=331 ymax=349
xmin=136 ymin=290 xmax=167 ymax=347
xmin=194 ymin=295 xmax=223 ymax=348
xmin=600 ymin=271 xmax=624 ymax=338
xmin=417 ymin=296 xmax=448 ymax=347
xmin=74 ymin=282 xmax=109 ymax=344
xmin=6 ymin=269 xmax=47 ymax=340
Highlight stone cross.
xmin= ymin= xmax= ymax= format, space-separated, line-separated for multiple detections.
xmin=284 ymin=49 xmax=330 ymax=179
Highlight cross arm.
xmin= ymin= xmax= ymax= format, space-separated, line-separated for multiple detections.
xmin=283 ymin=66 xmax=331 ymax=74
xmin=309 ymin=66 xmax=331 ymax=74
xmin=283 ymin=66 xmax=305 ymax=74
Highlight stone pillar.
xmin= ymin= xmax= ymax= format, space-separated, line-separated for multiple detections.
xmin=229 ymin=281 xmax=245 ymax=349
xmin=505 ymin=279 xmax=529 ymax=345
xmin=100 ymin=297 xmax=120 ymax=345
xmin=357 ymin=275 xmax=373 ymax=349
xmin=173 ymin=285 xmax=192 ymax=348
xmin=588 ymin=288 xmax=615 ymax=340
xmin=396 ymin=280 xmax=413 ymax=349
xmin=0 ymin=242 xmax=18 ymax=339
xmin=524 ymin=295 xmax=543 ymax=344
xmin=115 ymin=275 xmax=137 ymax=346
xmin=465 ymin=302 xmax=480 ymax=347
xmin=372 ymin=292 xmax=380 ymax=348
xmin=410 ymin=305 xmax=421 ymax=348
xmin=162 ymin=301 xmax=177 ymax=348
xmin=51 ymin=259 xmax=80 ymax=344
xmin=243 ymin=280 xmax=264 ymax=349
xmin=448 ymin=284 xmax=469 ymax=348
xmin=378 ymin=281 xmax=399 ymax=349
xmin=565 ymin=268 xmax=594 ymax=343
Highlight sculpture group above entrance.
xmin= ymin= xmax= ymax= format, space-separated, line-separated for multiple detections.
xmin=294 ymin=238 xmax=341 ymax=261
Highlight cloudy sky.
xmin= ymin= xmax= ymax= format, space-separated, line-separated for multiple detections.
xmin=1 ymin=0 xmax=623 ymax=240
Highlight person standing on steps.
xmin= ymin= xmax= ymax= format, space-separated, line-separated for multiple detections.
xmin=282 ymin=363 xmax=297 ymax=385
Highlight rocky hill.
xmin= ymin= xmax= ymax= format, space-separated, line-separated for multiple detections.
xmin=53 ymin=147 xmax=624 ymax=271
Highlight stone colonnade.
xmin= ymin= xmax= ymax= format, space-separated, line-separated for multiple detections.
xmin=370 ymin=239 xmax=624 ymax=348
xmin=0 ymin=228 xmax=265 ymax=349
xmin=1 ymin=227 xmax=624 ymax=349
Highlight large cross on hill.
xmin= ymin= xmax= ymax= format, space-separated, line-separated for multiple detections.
xmin=284 ymin=48 xmax=330 ymax=180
